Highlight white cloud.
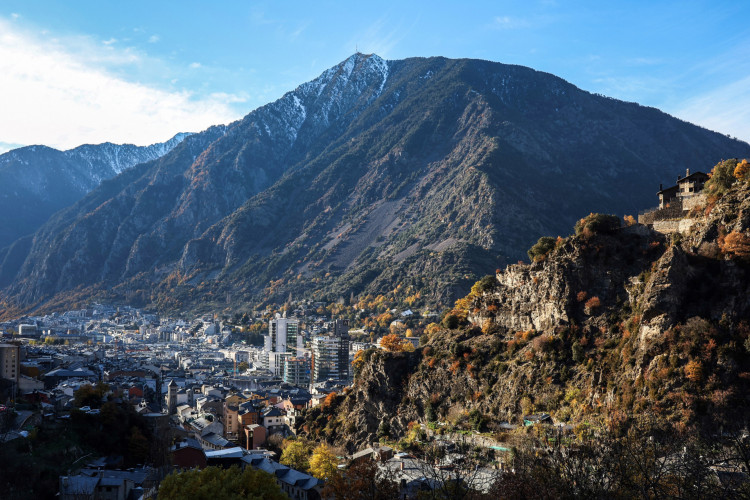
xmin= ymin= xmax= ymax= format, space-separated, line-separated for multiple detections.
xmin=148 ymin=34 xmax=160 ymax=43
xmin=102 ymin=37 xmax=117 ymax=46
xmin=492 ymin=16 xmax=529 ymax=30
xmin=10 ymin=13 xmax=19 ymax=20
xmin=0 ymin=18 xmax=244 ymax=150
xmin=674 ymin=75 xmax=750 ymax=144
xmin=189 ymin=61 xmax=202 ymax=69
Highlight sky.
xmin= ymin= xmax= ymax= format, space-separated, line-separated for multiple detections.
xmin=0 ymin=0 xmax=749 ymax=154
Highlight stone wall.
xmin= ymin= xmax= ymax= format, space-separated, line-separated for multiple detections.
xmin=682 ymin=193 xmax=707 ymax=212
xmin=639 ymin=198 xmax=684 ymax=224
xmin=651 ymin=218 xmax=697 ymax=235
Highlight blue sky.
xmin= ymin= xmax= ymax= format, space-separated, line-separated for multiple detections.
xmin=1 ymin=1 xmax=749 ymax=153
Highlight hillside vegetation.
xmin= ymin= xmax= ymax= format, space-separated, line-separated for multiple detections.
xmin=309 ymin=159 xmax=750 ymax=452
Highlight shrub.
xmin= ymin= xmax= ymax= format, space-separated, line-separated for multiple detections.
xmin=721 ymin=231 xmax=750 ymax=260
xmin=685 ymin=359 xmax=703 ymax=383
xmin=527 ymin=236 xmax=556 ymax=262
xmin=572 ymin=341 xmax=584 ymax=363
xmin=705 ymin=159 xmax=739 ymax=196
xmin=532 ymin=334 xmax=553 ymax=353
xmin=442 ymin=314 xmax=459 ymax=329
xmin=471 ymin=275 xmax=498 ymax=295
xmin=734 ymin=159 xmax=750 ymax=181
xmin=576 ymin=291 xmax=588 ymax=302
xmin=584 ymin=296 xmax=601 ymax=310
xmin=574 ymin=213 xmax=621 ymax=236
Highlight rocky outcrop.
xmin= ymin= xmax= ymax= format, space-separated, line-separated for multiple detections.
xmin=304 ymin=349 xmax=420 ymax=452
xmin=312 ymin=182 xmax=750 ymax=449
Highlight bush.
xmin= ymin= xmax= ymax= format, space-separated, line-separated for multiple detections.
xmin=734 ymin=159 xmax=749 ymax=181
xmin=442 ymin=314 xmax=459 ymax=329
xmin=721 ymin=231 xmax=750 ymax=261
xmin=572 ymin=341 xmax=584 ymax=363
xmin=705 ymin=159 xmax=738 ymax=196
xmin=528 ymin=236 xmax=556 ymax=262
xmin=574 ymin=213 xmax=621 ymax=236
xmin=584 ymin=296 xmax=601 ymax=310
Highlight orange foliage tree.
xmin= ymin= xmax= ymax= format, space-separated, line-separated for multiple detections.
xmin=379 ymin=334 xmax=414 ymax=352
xmin=722 ymin=231 xmax=750 ymax=260
xmin=322 ymin=392 xmax=338 ymax=408
xmin=733 ymin=158 xmax=749 ymax=181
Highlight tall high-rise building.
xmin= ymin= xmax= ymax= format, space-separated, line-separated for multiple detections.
xmin=264 ymin=315 xmax=300 ymax=376
xmin=0 ymin=343 xmax=20 ymax=383
xmin=166 ymin=379 xmax=178 ymax=414
xmin=311 ymin=319 xmax=350 ymax=383
xmin=283 ymin=357 xmax=311 ymax=387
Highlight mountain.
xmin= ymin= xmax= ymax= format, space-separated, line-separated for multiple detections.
xmin=1 ymin=53 xmax=749 ymax=317
xmin=306 ymin=171 xmax=750 ymax=452
xmin=0 ymin=132 xmax=191 ymax=249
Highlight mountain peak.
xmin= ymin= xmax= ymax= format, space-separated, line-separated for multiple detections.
xmin=1 ymin=56 xmax=749 ymax=316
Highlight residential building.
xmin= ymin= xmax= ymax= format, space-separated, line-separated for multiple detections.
xmin=283 ymin=357 xmax=311 ymax=387
xmin=311 ymin=321 xmax=350 ymax=383
xmin=263 ymin=316 xmax=300 ymax=376
xmin=0 ymin=343 xmax=20 ymax=383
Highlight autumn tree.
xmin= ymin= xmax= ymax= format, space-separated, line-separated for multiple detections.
xmin=280 ymin=439 xmax=311 ymax=472
xmin=379 ymin=334 xmax=414 ymax=352
xmin=309 ymin=444 xmax=340 ymax=481
xmin=574 ymin=213 xmax=621 ymax=236
xmin=733 ymin=158 xmax=749 ymax=181
xmin=527 ymin=236 xmax=556 ymax=262
xmin=705 ymin=158 xmax=739 ymax=195
xmin=721 ymin=231 xmax=750 ymax=260
xmin=157 ymin=465 xmax=286 ymax=500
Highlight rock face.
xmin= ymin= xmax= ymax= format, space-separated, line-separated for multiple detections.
xmin=310 ymin=182 xmax=750 ymax=450
xmin=0 ymin=132 xmax=190 ymax=249
xmin=1 ymin=53 xmax=750 ymax=316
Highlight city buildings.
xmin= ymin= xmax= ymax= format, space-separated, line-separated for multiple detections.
xmin=310 ymin=319 xmax=350 ymax=383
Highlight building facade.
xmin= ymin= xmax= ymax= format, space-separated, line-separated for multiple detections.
xmin=0 ymin=343 xmax=20 ymax=383
xmin=311 ymin=320 xmax=350 ymax=383
xmin=283 ymin=357 xmax=311 ymax=387
xmin=264 ymin=316 xmax=300 ymax=376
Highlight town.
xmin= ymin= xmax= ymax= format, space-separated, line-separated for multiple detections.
xmin=0 ymin=299 xmax=501 ymax=499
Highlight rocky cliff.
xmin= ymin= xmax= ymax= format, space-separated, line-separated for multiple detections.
xmin=310 ymin=172 xmax=750 ymax=451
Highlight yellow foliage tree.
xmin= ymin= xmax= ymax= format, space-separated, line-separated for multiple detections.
xmin=379 ymin=334 xmax=414 ymax=352
xmin=425 ymin=323 xmax=440 ymax=335
xmin=308 ymin=444 xmax=340 ymax=481
xmin=280 ymin=440 xmax=310 ymax=472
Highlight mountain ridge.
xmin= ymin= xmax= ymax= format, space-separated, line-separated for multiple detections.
xmin=1 ymin=54 xmax=749 ymax=317
xmin=0 ymin=132 xmax=192 ymax=249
